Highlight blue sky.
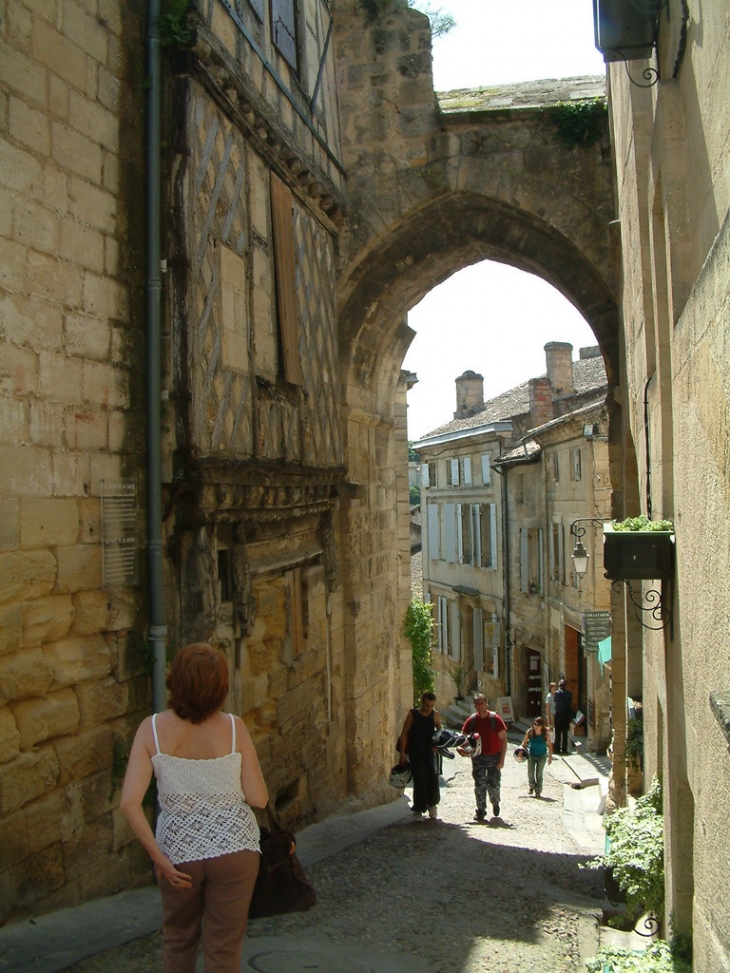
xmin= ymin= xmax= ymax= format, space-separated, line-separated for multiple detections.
xmin=403 ymin=1 xmax=606 ymax=440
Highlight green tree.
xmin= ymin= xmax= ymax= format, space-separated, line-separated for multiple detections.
xmin=403 ymin=598 xmax=436 ymax=704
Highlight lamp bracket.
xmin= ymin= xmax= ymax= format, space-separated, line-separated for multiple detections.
xmin=570 ymin=518 xmax=606 ymax=541
xmin=612 ymin=579 xmax=672 ymax=633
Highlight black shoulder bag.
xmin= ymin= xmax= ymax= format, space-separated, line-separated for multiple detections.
xmin=248 ymin=804 xmax=317 ymax=920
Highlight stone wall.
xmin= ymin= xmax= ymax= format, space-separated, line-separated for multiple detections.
xmin=0 ymin=0 xmax=152 ymax=921
xmin=607 ymin=0 xmax=730 ymax=964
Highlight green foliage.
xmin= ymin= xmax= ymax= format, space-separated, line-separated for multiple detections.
xmin=548 ymin=98 xmax=608 ymax=148
xmin=403 ymin=598 xmax=436 ymax=704
xmin=408 ymin=441 xmax=420 ymax=462
xmin=584 ymin=777 xmax=664 ymax=925
xmin=612 ymin=515 xmax=675 ymax=532
xmin=450 ymin=663 xmax=467 ymax=697
xmin=158 ymin=0 xmax=193 ymax=50
xmin=626 ymin=717 xmax=644 ymax=767
xmin=409 ymin=484 xmax=421 ymax=506
xmin=585 ymin=939 xmax=692 ymax=973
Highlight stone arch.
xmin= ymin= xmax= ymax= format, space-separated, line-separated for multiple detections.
xmin=339 ymin=192 xmax=619 ymax=418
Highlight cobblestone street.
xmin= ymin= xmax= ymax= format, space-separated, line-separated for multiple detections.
xmin=58 ymin=744 xmax=608 ymax=973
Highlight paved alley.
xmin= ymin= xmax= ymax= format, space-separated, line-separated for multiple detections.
xmin=4 ymin=742 xmax=611 ymax=973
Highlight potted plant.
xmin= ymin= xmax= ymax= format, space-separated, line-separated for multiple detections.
xmin=451 ymin=664 xmax=467 ymax=701
xmin=603 ymin=515 xmax=675 ymax=581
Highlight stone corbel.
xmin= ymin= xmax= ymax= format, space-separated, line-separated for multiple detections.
xmin=231 ymin=522 xmax=256 ymax=636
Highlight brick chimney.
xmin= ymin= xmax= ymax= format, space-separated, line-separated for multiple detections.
xmin=529 ymin=376 xmax=553 ymax=428
xmin=454 ymin=370 xmax=484 ymax=418
xmin=544 ymin=342 xmax=574 ymax=397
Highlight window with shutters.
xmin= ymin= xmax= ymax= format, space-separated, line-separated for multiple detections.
xmin=479 ymin=503 xmax=498 ymax=568
xmin=484 ymin=612 xmax=500 ymax=678
xmin=426 ymin=502 xmax=440 ymax=561
xmin=270 ymin=173 xmax=302 ymax=385
xmin=550 ymin=520 xmax=564 ymax=584
xmin=271 ymin=0 xmax=298 ymax=71
xmin=443 ymin=503 xmax=458 ymax=563
xmin=571 ymin=447 xmax=582 ymax=481
xmin=520 ymin=527 xmax=544 ymax=594
xmin=449 ymin=600 xmax=461 ymax=660
xmin=447 ymin=458 xmax=460 ymax=486
xmin=420 ymin=462 xmax=431 ymax=489
xmin=480 ymin=453 xmax=491 ymax=486
xmin=457 ymin=503 xmax=473 ymax=564
xmin=462 ymin=456 xmax=472 ymax=485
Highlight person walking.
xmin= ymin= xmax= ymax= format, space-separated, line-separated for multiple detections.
xmin=461 ymin=694 xmax=508 ymax=821
xmin=398 ymin=691 xmax=442 ymax=819
xmin=121 ymin=642 xmax=269 ymax=973
xmin=545 ymin=681 xmax=557 ymax=738
xmin=553 ymin=678 xmax=573 ymax=755
xmin=520 ymin=716 xmax=553 ymax=797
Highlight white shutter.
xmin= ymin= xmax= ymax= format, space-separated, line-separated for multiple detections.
xmin=450 ymin=458 xmax=459 ymax=486
xmin=473 ymin=608 xmax=484 ymax=670
xmin=491 ymin=614 xmax=500 ymax=679
xmin=421 ymin=463 xmax=430 ymax=488
xmin=427 ymin=502 xmax=440 ymax=561
xmin=456 ymin=503 xmax=464 ymax=563
xmin=462 ymin=456 xmax=472 ymax=485
xmin=481 ymin=454 xmax=491 ymax=485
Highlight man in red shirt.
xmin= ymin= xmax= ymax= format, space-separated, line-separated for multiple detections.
xmin=462 ymin=694 xmax=508 ymax=821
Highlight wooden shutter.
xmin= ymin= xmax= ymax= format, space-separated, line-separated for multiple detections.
xmin=520 ymin=528 xmax=529 ymax=592
xmin=420 ymin=462 xmax=430 ymax=488
xmin=271 ymin=0 xmax=297 ymax=70
xmin=270 ymin=173 xmax=302 ymax=385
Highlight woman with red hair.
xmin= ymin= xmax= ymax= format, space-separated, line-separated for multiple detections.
xmin=121 ymin=642 xmax=268 ymax=973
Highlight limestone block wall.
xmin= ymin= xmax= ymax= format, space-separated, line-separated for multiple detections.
xmin=608 ymin=0 xmax=730 ymax=963
xmin=0 ymin=1 xmax=152 ymax=921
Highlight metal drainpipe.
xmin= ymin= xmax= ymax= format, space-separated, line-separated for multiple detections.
xmin=498 ymin=443 xmax=511 ymax=697
xmin=146 ymin=0 xmax=167 ymax=712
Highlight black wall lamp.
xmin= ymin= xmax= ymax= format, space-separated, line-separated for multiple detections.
xmin=570 ymin=518 xmax=672 ymax=633
xmin=593 ymin=0 xmax=688 ymax=88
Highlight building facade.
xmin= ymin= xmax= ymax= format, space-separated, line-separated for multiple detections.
xmin=600 ymin=0 xmax=730 ymax=965
xmin=415 ymin=343 xmax=612 ymax=748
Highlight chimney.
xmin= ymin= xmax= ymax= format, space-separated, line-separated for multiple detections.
xmin=544 ymin=342 xmax=574 ymax=398
xmin=529 ymin=376 xmax=553 ymax=428
xmin=454 ymin=371 xmax=484 ymax=418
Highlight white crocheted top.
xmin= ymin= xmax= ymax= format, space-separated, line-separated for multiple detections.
xmin=151 ymin=713 xmax=260 ymax=864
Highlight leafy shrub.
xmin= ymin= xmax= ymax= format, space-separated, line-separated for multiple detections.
xmin=403 ymin=598 xmax=435 ymax=704
xmin=584 ymin=777 xmax=664 ymax=925
xmin=586 ymin=939 xmax=691 ymax=973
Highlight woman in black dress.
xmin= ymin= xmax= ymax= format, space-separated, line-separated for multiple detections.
xmin=398 ymin=692 xmax=442 ymax=819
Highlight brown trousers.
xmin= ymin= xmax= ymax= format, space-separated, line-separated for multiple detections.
xmin=159 ymin=849 xmax=260 ymax=973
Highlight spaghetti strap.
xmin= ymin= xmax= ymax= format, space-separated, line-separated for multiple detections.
xmin=151 ymin=713 xmax=161 ymax=754
xmin=229 ymin=712 xmax=236 ymax=753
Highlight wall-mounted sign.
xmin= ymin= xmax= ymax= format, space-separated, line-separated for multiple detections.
xmin=101 ymin=479 xmax=138 ymax=588
xmin=584 ymin=610 xmax=611 ymax=654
